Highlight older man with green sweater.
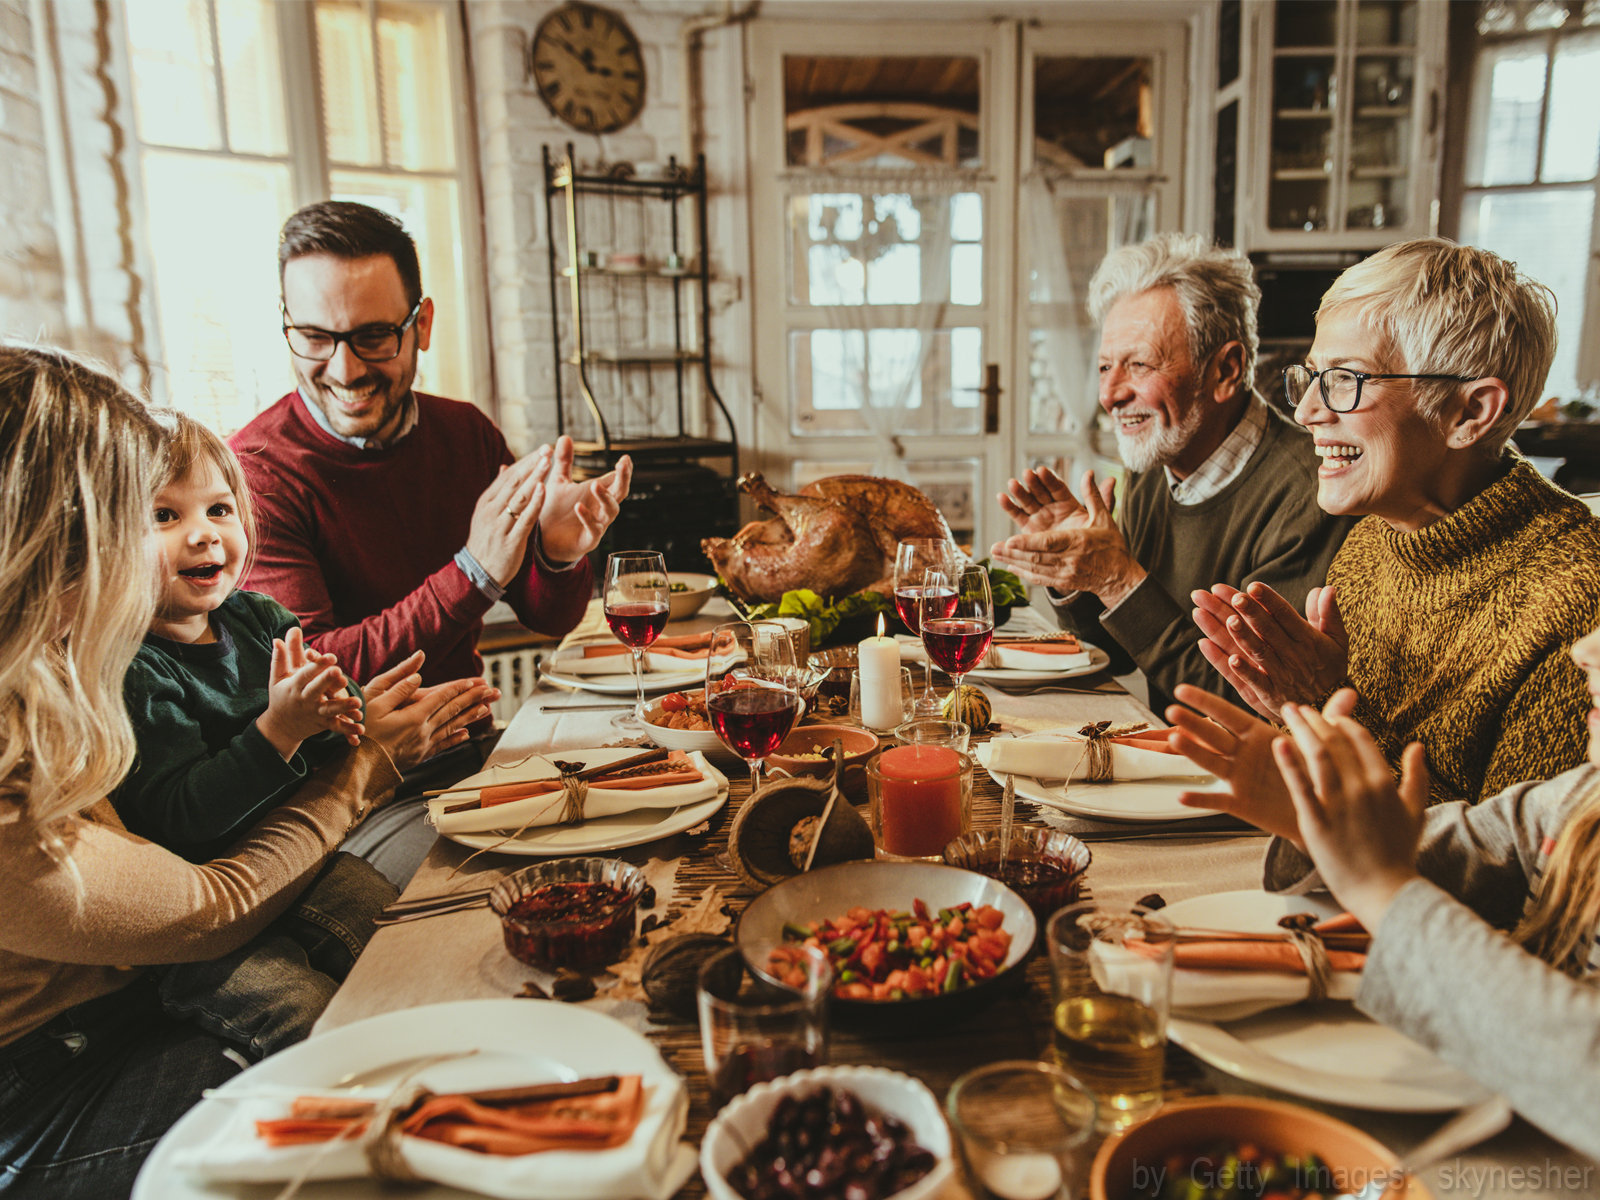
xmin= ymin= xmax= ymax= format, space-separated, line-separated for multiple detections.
xmin=990 ymin=234 xmax=1354 ymax=712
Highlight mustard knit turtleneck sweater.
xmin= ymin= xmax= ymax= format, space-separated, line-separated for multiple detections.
xmin=1327 ymin=458 xmax=1600 ymax=805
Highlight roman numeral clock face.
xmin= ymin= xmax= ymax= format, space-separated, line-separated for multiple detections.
xmin=530 ymin=3 xmax=645 ymax=135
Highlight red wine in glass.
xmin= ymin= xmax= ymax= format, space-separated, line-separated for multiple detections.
xmin=894 ymin=584 xmax=957 ymax=635
xmin=605 ymin=602 xmax=669 ymax=648
xmin=710 ymin=1040 xmax=820 ymax=1107
xmin=708 ymin=685 xmax=800 ymax=760
xmin=922 ymin=617 xmax=994 ymax=676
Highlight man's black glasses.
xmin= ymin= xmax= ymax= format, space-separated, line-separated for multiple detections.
xmin=1284 ymin=364 xmax=1476 ymax=414
xmin=282 ymin=298 xmax=423 ymax=363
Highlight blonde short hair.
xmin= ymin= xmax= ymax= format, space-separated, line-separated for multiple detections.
xmin=1088 ymin=232 xmax=1261 ymax=393
xmin=150 ymin=409 xmax=258 ymax=584
xmin=1317 ymin=238 xmax=1557 ymax=450
xmin=0 ymin=346 xmax=162 ymax=853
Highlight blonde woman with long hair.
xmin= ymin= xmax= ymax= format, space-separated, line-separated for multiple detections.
xmin=1166 ymin=636 xmax=1600 ymax=1157
xmin=0 ymin=347 xmax=481 ymax=1197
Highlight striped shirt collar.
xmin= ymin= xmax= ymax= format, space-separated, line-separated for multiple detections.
xmin=1164 ymin=392 xmax=1269 ymax=505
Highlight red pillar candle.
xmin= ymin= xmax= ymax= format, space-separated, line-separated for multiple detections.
xmin=876 ymin=743 xmax=964 ymax=858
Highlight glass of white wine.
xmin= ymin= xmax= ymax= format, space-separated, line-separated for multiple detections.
xmin=1045 ymin=902 xmax=1174 ymax=1131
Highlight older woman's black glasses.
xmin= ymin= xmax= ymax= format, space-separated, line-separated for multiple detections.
xmin=282 ymin=298 xmax=424 ymax=363
xmin=1284 ymin=364 xmax=1476 ymax=414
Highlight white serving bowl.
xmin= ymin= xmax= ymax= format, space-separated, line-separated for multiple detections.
xmin=701 ymin=1065 xmax=954 ymax=1200
xmin=668 ymin=572 xmax=718 ymax=620
xmin=641 ymin=692 xmax=730 ymax=758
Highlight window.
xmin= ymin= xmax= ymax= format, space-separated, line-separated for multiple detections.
xmin=122 ymin=0 xmax=483 ymax=433
xmin=1460 ymin=0 xmax=1600 ymax=400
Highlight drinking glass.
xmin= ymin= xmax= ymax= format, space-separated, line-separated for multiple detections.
xmin=603 ymin=551 xmax=670 ymax=732
xmin=893 ymin=538 xmax=957 ymax=716
xmin=920 ymin=564 xmax=993 ymax=698
xmin=697 ymin=943 xmax=831 ymax=1109
xmin=1045 ymin=902 xmax=1175 ymax=1130
xmin=705 ymin=621 xmax=804 ymax=795
xmin=947 ymin=1061 xmax=1097 ymax=1200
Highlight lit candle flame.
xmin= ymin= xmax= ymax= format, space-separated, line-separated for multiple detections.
xmin=877 ymin=612 xmax=886 ymax=638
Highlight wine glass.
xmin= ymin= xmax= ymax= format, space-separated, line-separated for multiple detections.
xmin=604 ymin=551 xmax=671 ymax=732
xmin=893 ymin=537 xmax=958 ymax=716
xmin=704 ymin=621 xmax=803 ymax=796
xmin=920 ymin=564 xmax=994 ymax=700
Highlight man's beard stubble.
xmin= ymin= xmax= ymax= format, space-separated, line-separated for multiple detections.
xmin=1112 ymin=395 xmax=1206 ymax=474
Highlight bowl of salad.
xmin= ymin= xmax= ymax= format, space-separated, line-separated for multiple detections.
xmin=1090 ymin=1096 xmax=1428 ymax=1200
xmin=737 ymin=860 xmax=1035 ymax=1032
xmin=667 ymin=572 xmax=718 ymax=620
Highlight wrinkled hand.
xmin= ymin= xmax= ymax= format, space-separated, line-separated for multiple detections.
xmin=1274 ymin=693 xmax=1428 ymax=930
xmin=989 ymin=469 xmax=1145 ymax=605
xmin=1193 ymin=582 xmax=1348 ymax=720
xmin=538 ymin=435 xmax=632 ymax=563
xmin=360 ymin=651 xmax=500 ymax=771
xmin=257 ymin=627 xmax=361 ymax=760
xmin=466 ymin=445 xmax=551 ymax=587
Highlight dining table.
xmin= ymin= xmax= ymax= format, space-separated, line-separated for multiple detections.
xmin=315 ymin=599 xmax=1597 ymax=1200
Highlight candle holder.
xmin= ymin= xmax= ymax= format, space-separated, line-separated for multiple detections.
xmin=847 ymin=666 xmax=914 ymax=730
xmin=866 ymin=744 xmax=973 ymax=861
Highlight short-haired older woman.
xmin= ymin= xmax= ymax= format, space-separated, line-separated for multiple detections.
xmin=0 ymin=347 xmax=488 ymax=1197
xmin=1194 ymin=238 xmax=1600 ymax=804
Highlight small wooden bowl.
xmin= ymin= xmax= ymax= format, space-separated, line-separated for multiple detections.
xmin=767 ymin=724 xmax=879 ymax=797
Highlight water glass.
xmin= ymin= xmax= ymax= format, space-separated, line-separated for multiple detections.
xmin=697 ymin=943 xmax=831 ymax=1109
xmin=848 ymin=665 xmax=915 ymax=729
xmin=947 ymin=1061 xmax=1097 ymax=1200
xmin=1045 ymin=902 xmax=1175 ymax=1130
xmin=894 ymin=717 xmax=970 ymax=754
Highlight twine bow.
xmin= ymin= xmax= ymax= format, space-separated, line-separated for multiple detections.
xmin=1073 ymin=721 xmax=1150 ymax=783
xmin=445 ymin=753 xmax=588 ymax=877
xmin=1277 ymin=912 xmax=1334 ymax=1002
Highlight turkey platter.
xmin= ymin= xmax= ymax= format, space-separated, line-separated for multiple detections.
xmin=703 ymin=473 xmax=955 ymax=604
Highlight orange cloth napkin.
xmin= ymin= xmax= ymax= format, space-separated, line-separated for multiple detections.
xmin=1171 ymin=943 xmax=1367 ymax=974
xmin=582 ymin=632 xmax=715 ymax=660
xmin=1109 ymin=728 xmax=1182 ymax=754
xmin=991 ymin=638 xmax=1082 ymax=655
xmin=476 ymin=752 xmax=703 ymax=809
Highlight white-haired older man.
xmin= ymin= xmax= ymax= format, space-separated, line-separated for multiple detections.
xmin=990 ymin=233 xmax=1355 ymax=710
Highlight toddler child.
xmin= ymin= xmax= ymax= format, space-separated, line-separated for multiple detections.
xmin=113 ymin=412 xmax=397 ymax=1058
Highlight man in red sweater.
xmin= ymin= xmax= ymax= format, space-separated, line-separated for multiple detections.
xmin=231 ymin=201 xmax=632 ymax=883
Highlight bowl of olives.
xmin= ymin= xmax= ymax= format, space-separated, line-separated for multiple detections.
xmin=701 ymin=1066 xmax=953 ymax=1200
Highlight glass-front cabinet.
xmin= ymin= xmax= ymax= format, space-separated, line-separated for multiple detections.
xmin=1244 ymin=0 xmax=1447 ymax=249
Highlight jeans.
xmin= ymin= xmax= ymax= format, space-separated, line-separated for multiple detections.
xmin=157 ymin=851 xmax=396 ymax=1059
xmin=0 ymin=974 xmax=241 ymax=1199
xmin=342 ymin=736 xmax=493 ymax=887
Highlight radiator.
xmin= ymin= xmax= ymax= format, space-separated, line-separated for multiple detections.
xmin=480 ymin=647 xmax=544 ymax=726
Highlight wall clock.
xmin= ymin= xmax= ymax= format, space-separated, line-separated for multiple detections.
xmin=530 ymin=3 xmax=646 ymax=135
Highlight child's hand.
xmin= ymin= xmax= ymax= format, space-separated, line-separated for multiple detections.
xmin=1271 ymin=692 xmax=1429 ymax=932
xmin=256 ymin=629 xmax=360 ymax=760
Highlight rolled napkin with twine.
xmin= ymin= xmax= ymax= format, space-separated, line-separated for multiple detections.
xmin=546 ymin=636 xmax=743 ymax=677
xmin=428 ymin=750 xmax=727 ymax=837
xmin=977 ymin=725 xmax=1213 ymax=782
xmin=170 ymin=1075 xmax=696 ymax=1198
xmin=897 ymin=634 xmax=1092 ymax=672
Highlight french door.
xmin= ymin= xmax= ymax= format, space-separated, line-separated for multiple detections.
xmin=748 ymin=19 xmax=1189 ymax=554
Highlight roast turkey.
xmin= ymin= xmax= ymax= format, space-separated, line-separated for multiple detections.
xmin=702 ymin=473 xmax=955 ymax=603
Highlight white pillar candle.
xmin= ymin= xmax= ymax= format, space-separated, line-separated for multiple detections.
xmin=857 ymin=613 xmax=903 ymax=731
xmin=980 ymin=1153 xmax=1064 ymax=1200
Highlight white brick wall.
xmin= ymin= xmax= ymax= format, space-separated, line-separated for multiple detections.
xmin=466 ymin=1 xmax=754 ymax=460
xmin=0 ymin=0 xmax=66 ymax=344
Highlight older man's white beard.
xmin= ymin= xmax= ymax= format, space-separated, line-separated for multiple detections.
xmin=1113 ymin=402 xmax=1206 ymax=474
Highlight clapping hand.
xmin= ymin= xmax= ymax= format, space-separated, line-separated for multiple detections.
xmin=256 ymin=627 xmax=363 ymax=760
xmin=1193 ymin=581 xmax=1349 ymax=720
xmin=360 ymin=651 xmax=501 ymax=771
xmin=466 ymin=444 xmax=552 ymax=587
xmin=538 ymin=435 xmax=633 ymax=563
xmin=989 ymin=467 xmax=1146 ymax=606
xmin=1274 ymin=693 xmax=1428 ymax=931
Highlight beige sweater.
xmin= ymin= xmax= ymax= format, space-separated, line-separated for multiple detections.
xmin=1328 ymin=458 xmax=1600 ymax=805
xmin=0 ymin=740 xmax=399 ymax=1048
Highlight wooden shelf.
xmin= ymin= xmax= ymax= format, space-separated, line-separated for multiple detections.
xmin=571 ymin=349 xmax=705 ymax=365
xmin=561 ymin=266 xmax=699 ymax=279
xmin=1272 ymin=168 xmax=1333 ymax=181
xmin=1349 ymin=165 xmax=1407 ymax=179
xmin=1275 ymin=108 xmax=1335 ymax=119
xmin=570 ymin=435 xmax=736 ymax=460
xmin=1273 ymin=45 xmax=1338 ymax=55
xmin=1355 ymin=106 xmax=1411 ymax=118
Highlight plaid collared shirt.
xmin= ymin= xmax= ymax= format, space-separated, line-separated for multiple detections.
xmin=1164 ymin=393 xmax=1269 ymax=505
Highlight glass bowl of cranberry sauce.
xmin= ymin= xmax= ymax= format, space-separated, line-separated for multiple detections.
xmin=490 ymin=857 xmax=646 ymax=971
xmin=941 ymin=828 xmax=1090 ymax=929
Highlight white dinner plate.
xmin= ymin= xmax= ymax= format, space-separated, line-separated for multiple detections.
xmin=539 ymin=661 xmax=705 ymax=695
xmin=966 ymin=643 xmax=1113 ymax=684
xmin=982 ymin=729 xmax=1224 ymax=823
xmin=1163 ymin=891 xmax=1493 ymax=1112
xmin=440 ymin=791 xmax=727 ymax=857
xmin=134 ymin=999 xmax=688 ymax=1200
